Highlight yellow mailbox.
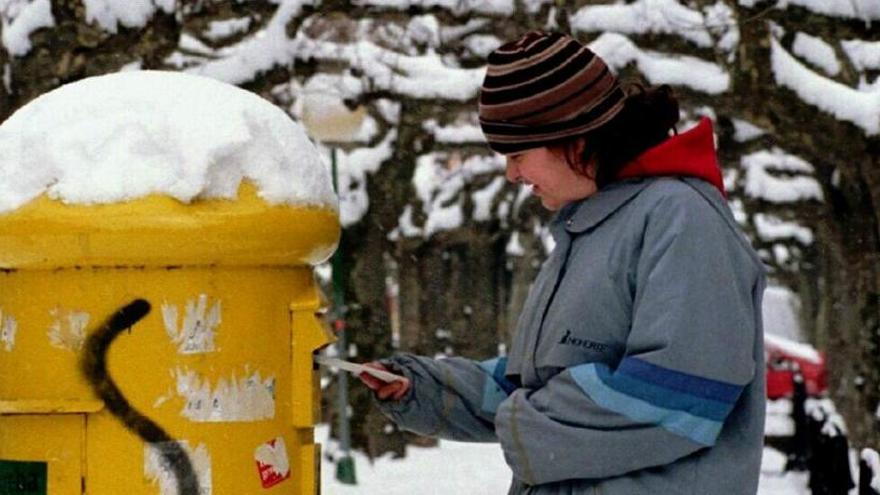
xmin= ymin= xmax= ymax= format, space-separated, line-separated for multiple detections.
xmin=0 ymin=71 xmax=339 ymax=495
xmin=0 ymin=184 xmax=338 ymax=494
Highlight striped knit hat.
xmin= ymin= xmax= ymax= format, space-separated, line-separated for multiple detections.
xmin=479 ymin=31 xmax=626 ymax=154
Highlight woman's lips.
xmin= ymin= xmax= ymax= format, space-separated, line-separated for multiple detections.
xmin=520 ymin=183 xmax=541 ymax=197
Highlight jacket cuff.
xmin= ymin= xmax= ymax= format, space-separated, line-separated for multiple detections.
xmin=371 ymin=355 xmax=417 ymax=419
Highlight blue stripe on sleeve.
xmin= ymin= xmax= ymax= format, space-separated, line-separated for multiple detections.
xmin=617 ymin=357 xmax=744 ymax=404
xmin=478 ymin=357 xmax=499 ymax=376
xmin=492 ymin=357 xmax=518 ymax=395
xmin=478 ymin=357 xmax=517 ymax=415
xmin=570 ymin=363 xmax=724 ymax=446
xmin=593 ymin=364 xmax=734 ymax=422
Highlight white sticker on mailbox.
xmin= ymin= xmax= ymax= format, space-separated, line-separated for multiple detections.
xmin=47 ymin=308 xmax=89 ymax=351
xmin=162 ymin=295 xmax=221 ymax=354
xmin=0 ymin=308 xmax=17 ymax=352
xmin=172 ymin=367 xmax=275 ymax=423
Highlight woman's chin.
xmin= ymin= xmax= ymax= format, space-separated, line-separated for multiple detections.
xmin=540 ymin=197 xmax=563 ymax=211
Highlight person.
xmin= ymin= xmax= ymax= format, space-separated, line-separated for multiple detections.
xmin=358 ymin=30 xmax=767 ymax=495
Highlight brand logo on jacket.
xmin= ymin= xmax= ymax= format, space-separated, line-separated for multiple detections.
xmin=558 ymin=329 xmax=609 ymax=352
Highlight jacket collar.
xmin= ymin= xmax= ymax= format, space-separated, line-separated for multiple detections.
xmin=561 ymin=178 xmax=653 ymax=234
xmin=560 ymin=117 xmax=725 ymax=235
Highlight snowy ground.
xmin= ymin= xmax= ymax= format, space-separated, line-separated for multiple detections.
xmin=316 ymin=422 xmax=815 ymax=494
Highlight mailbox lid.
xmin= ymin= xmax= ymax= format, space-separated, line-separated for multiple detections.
xmin=0 ymin=182 xmax=340 ymax=269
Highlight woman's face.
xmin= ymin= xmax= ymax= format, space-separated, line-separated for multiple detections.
xmin=504 ymin=146 xmax=598 ymax=211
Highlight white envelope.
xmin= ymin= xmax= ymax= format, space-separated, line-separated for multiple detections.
xmin=314 ymin=355 xmax=405 ymax=383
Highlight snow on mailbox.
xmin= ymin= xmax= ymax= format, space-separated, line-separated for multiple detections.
xmin=0 ymin=71 xmax=339 ymax=495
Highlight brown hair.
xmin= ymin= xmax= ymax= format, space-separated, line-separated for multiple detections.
xmin=549 ymin=83 xmax=680 ymax=188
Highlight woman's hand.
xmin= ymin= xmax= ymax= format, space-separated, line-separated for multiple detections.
xmin=358 ymin=362 xmax=411 ymax=401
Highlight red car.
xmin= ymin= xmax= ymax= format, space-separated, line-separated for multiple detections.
xmin=765 ymin=333 xmax=827 ymax=399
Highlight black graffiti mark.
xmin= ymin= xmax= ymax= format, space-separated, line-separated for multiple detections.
xmin=80 ymin=299 xmax=200 ymax=495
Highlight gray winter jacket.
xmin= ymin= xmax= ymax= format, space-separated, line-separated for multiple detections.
xmin=376 ymin=176 xmax=767 ymax=495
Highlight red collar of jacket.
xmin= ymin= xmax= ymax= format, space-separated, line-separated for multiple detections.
xmin=614 ymin=117 xmax=726 ymax=198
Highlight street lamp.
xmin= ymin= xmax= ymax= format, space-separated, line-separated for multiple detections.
xmin=300 ymin=78 xmax=366 ymax=486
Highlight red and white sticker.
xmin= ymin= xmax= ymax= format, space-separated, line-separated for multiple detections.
xmin=255 ymin=437 xmax=290 ymax=489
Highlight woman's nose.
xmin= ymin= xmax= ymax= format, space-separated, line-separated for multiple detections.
xmin=505 ymin=160 xmax=519 ymax=183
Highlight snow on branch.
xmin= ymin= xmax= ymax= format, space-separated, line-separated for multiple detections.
xmin=522 ymin=0 xmax=553 ymax=14
xmin=753 ymin=213 xmax=814 ymax=245
xmin=727 ymin=198 xmax=747 ymax=226
xmin=82 ymin=0 xmax=174 ymax=34
xmin=572 ymin=0 xmax=739 ymax=55
xmin=704 ymin=2 xmax=739 ymax=54
xmin=186 ymin=0 xmax=310 ymax=85
xmin=732 ymin=119 xmax=767 ymax=142
xmin=415 ymin=155 xmax=465 ymax=237
xmin=841 ymin=39 xmax=880 ymax=72
xmin=297 ymin=37 xmax=485 ymax=101
xmin=505 ymin=231 xmax=525 ymax=256
xmin=571 ymin=0 xmax=714 ymax=48
xmin=439 ymin=18 xmax=489 ymax=44
xmin=741 ymin=148 xmax=824 ymax=204
xmin=0 ymin=0 xmax=54 ymax=57
xmin=400 ymin=153 xmax=504 ymax=238
xmin=770 ymin=37 xmax=880 ymax=135
xmin=405 ymin=15 xmax=442 ymax=49
xmin=462 ymin=34 xmax=503 ymax=59
xmin=204 ymin=17 xmax=253 ymax=42
xmin=324 ymin=130 xmax=397 ymax=227
xmin=179 ymin=33 xmax=215 ymax=55
xmin=472 ymin=176 xmax=505 ymax=221
xmin=589 ymin=33 xmax=730 ymax=94
xmin=782 ymin=0 xmax=880 ymax=22
xmin=423 ymin=118 xmax=485 ymax=144
xmin=792 ymin=32 xmax=841 ymax=76
xmin=350 ymin=0 xmax=514 ymax=17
